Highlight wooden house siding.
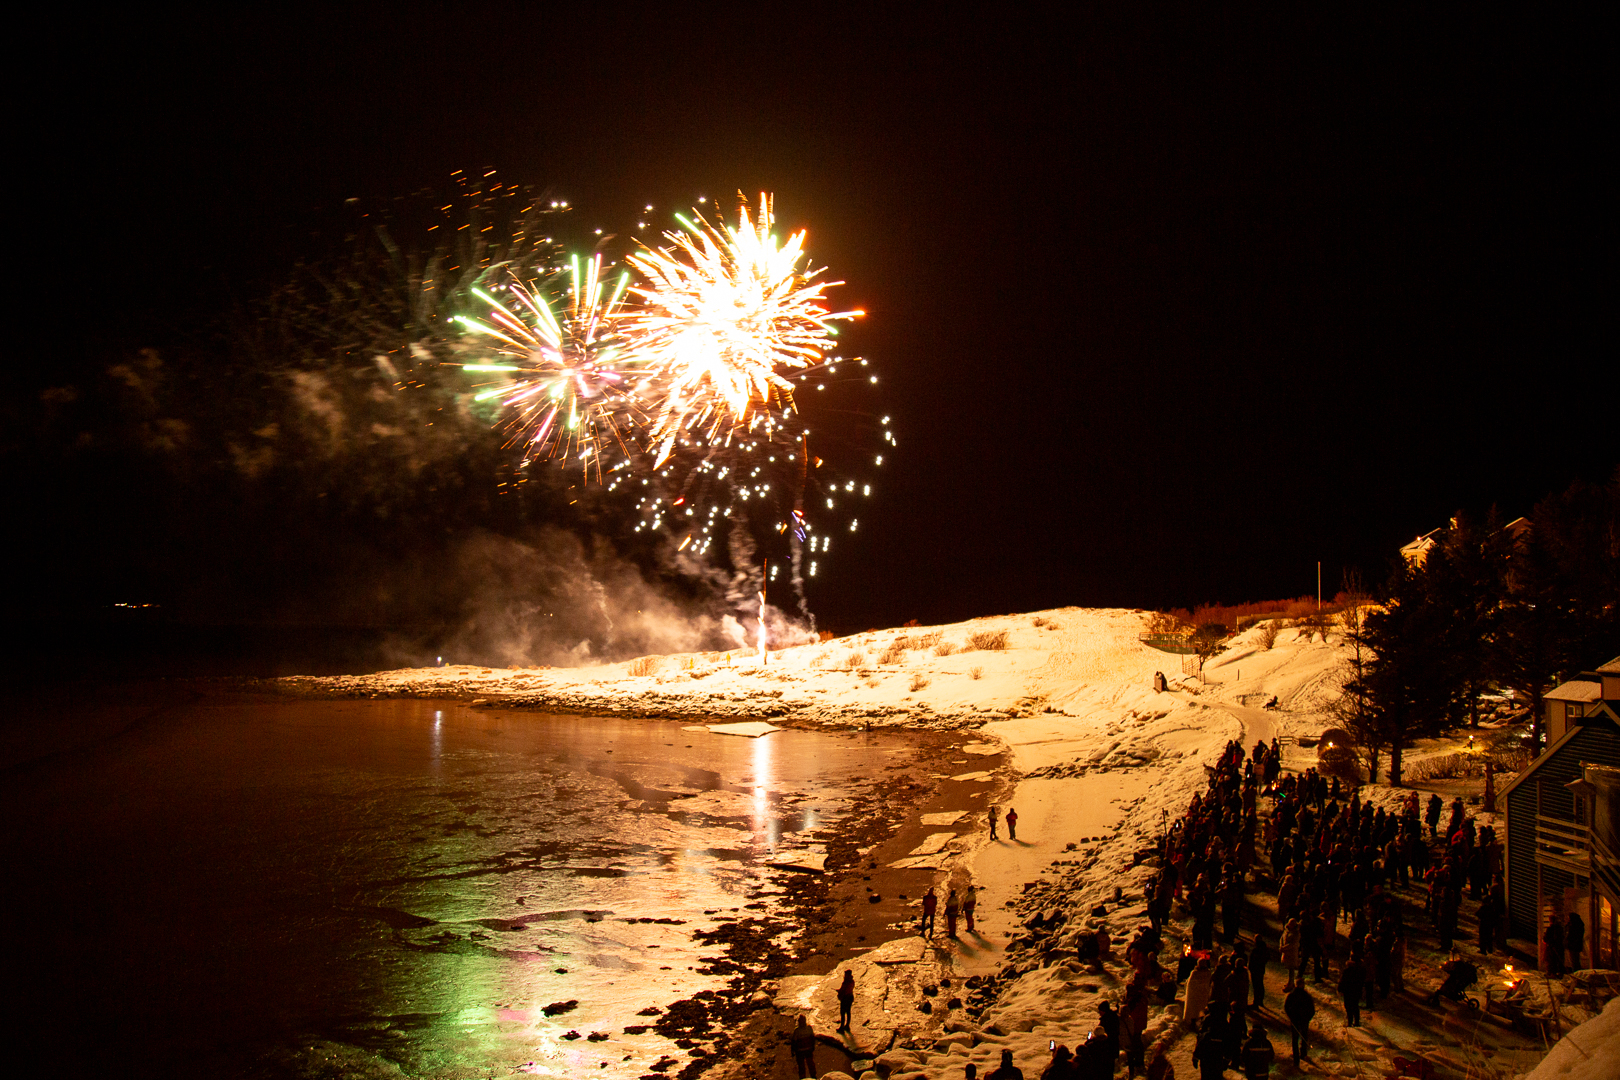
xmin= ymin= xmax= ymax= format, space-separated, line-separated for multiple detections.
xmin=1503 ymin=721 xmax=1620 ymax=942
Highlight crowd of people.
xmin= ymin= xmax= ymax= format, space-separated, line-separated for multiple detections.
xmin=1025 ymin=735 xmax=1519 ymax=1080
xmin=793 ymin=734 xmax=1538 ymax=1080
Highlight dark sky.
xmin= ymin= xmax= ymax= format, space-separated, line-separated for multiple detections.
xmin=16 ymin=5 xmax=1610 ymax=640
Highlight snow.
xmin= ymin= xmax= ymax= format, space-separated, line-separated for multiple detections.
xmin=280 ymin=609 xmax=1590 ymax=1079
xmin=1521 ymin=997 xmax=1620 ymax=1080
xmin=702 ymin=720 xmax=782 ymax=737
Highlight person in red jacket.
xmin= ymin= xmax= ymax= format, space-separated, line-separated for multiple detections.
xmin=921 ymin=887 xmax=938 ymax=937
xmin=1006 ymin=807 xmax=1019 ymax=841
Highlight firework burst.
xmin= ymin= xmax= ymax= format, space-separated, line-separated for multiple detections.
xmin=454 ymin=253 xmax=643 ymax=477
xmin=623 ymin=193 xmax=863 ymax=467
xmin=446 ymin=188 xmax=888 ymax=607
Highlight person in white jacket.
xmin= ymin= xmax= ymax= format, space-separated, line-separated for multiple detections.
xmin=1184 ymin=955 xmax=1214 ymax=1026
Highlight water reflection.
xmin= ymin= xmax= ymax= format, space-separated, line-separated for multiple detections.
xmin=431 ymin=709 xmax=443 ymax=774
xmin=3 ymin=696 xmax=923 ymax=1079
xmin=753 ymin=721 xmax=775 ymax=849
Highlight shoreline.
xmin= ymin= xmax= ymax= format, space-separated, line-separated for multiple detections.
xmin=249 ymin=670 xmax=1021 ymax=1077
xmin=18 ymin=608 xmax=1583 ymax=1080
xmin=262 ymin=671 xmax=1003 ymax=730
xmin=620 ymin=717 xmax=1015 ymax=1079
xmin=269 ymin=679 xmax=1011 ymax=1079
xmin=711 ymin=735 xmax=1015 ymax=1078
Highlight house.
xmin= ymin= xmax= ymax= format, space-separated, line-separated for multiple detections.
xmin=1501 ymin=656 xmax=1620 ymax=968
xmin=1398 ymin=515 xmax=1531 ymax=567
xmin=1399 ymin=525 xmax=1448 ymax=567
xmin=1566 ymin=762 xmax=1620 ymax=972
xmin=1545 ymin=679 xmax=1605 ymax=745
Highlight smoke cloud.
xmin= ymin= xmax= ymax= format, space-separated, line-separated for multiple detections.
xmin=381 ymin=527 xmax=817 ymax=669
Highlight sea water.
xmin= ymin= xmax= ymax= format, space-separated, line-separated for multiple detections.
xmin=2 ymin=693 xmax=922 ymax=1077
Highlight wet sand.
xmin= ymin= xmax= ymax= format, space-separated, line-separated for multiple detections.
xmin=704 ymin=741 xmax=1012 ymax=1079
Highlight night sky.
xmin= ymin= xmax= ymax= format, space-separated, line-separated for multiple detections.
xmin=15 ymin=7 xmax=1610 ymax=652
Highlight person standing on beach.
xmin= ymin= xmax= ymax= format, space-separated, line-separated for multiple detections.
xmin=1240 ymin=1024 xmax=1275 ymax=1080
xmin=1250 ymin=935 xmax=1271 ymax=1011
xmin=1284 ymin=982 xmax=1315 ymax=1063
xmin=1183 ymin=955 xmax=1213 ymax=1025
xmin=945 ymin=888 xmax=961 ymax=937
xmin=963 ymin=887 xmax=977 ymax=933
xmin=1337 ymin=954 xmax=1365 ymax=1027
xmin=790 ymin=1015 xmax=817 ymax=1077
xmin=837 ymin=969 xmax=856 ymax=1031
xmin=1192 ymin=1001 xmax=1231 ymax=1080
xmin=989 ymin=805 xmax=999 ymax=841
xmin=921 ymin=887 xmax=938 ymax=937
xmin=1006 ymin=807 xmax=1019 ymax=841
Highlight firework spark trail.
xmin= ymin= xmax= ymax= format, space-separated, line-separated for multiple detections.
xmin=453 ymin=254 xmax=644 ymax=479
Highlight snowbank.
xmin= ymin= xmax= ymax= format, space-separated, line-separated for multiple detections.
xmin=1520 ymin=997 xmax=1620 ymax=1080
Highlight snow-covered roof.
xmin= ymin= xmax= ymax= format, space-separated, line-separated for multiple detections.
xmin=1597 ymin=656 xmax=1620 ymax=676
xmin=1545 ymin=680 xmax=1602 ymax=704
xmin=1399 ymin=528 xmax=1444 ymax=563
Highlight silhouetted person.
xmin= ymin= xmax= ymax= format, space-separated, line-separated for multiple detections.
xmin=1240 ymin=1024 xmax=1275 ymax=1080
xmin=1543 ymin=916 xmax=1565 ymax=977
xmin=1193 ymin=1001 xmax=1232 ymax=1080
xmin=921 ymin=887 xmax=938 ymax=937
xmin=1249 ymin=936 xmax=1270 ymax=1010
xmin=1040 ymin=1044 xmax=1073 ymax=1080
xmin=790 ymin=1015 xmax=816 ymax=1077
xmin=1565 ymin=910 xmax=1585 ymax=972
xmin=963 ymin=887 xmax=978 ymax=932
xmin=1284 ymin=982 xmax=1315 ymax=1062
xmin=987 ymin=1047 xmax=1026 ymax=1079
xmin=1338 ymin=956 xmax=1365 ymax=1026
xmin=1098 ymin=999 xmax=1120 ymax=1073
xmin=1301 ymin=907 xmax=1326 ymax=983
xmin=837 ymin=968 xmax=855 ymax=1031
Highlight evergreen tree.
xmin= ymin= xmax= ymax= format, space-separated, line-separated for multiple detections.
xmin=1430 ymin=509 xmax=1516 ymax=727
xmin=1496 ymin=472 xmax=1620 ymax=751
xmin=1353 ymin=551 xmax=1469 ymax=787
